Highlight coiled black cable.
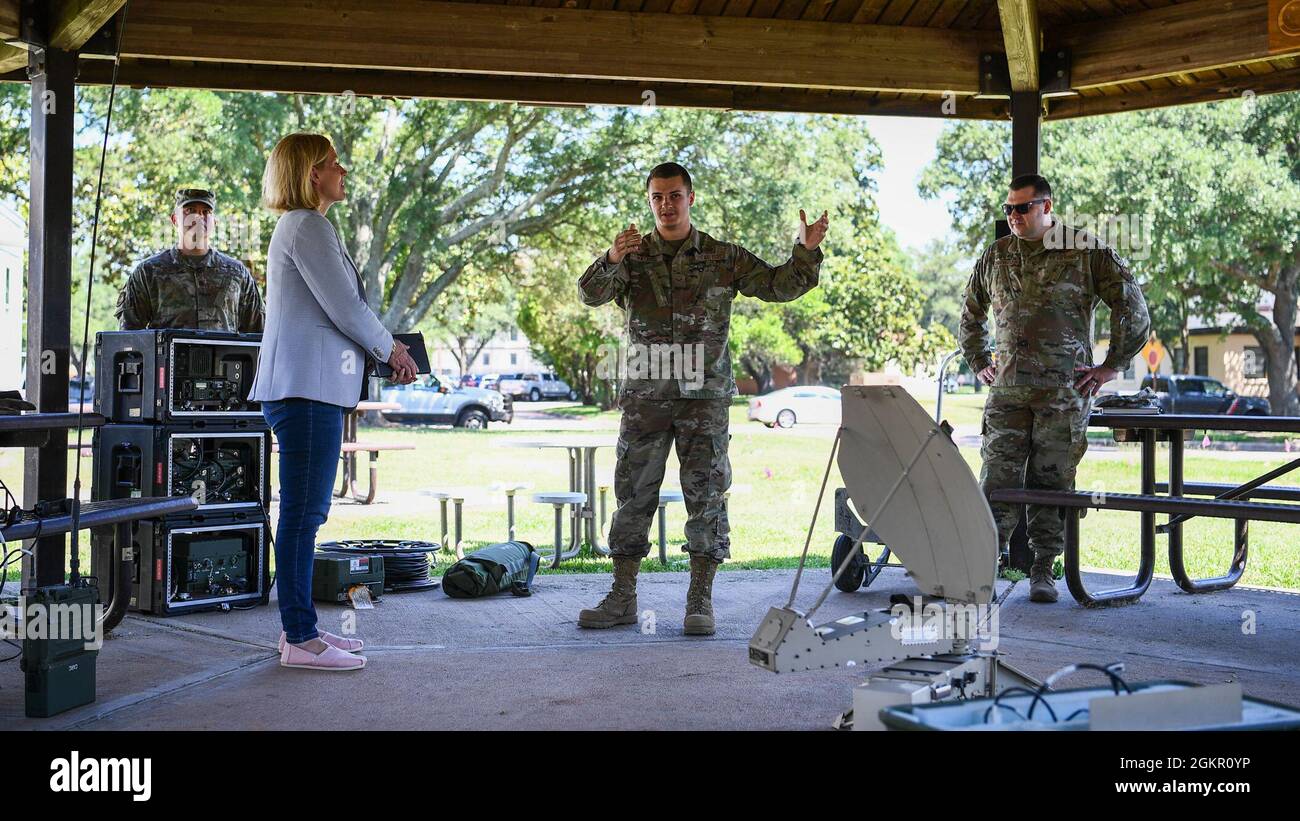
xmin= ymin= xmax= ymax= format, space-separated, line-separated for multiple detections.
xmin=380 ymin=552 xmax=436 ymax=591
xmin=317 ymin=540 xmax=440 ymax=592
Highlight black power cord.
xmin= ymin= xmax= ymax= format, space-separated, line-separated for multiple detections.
xmin=66 ymin=0 xmax=131 ymax=584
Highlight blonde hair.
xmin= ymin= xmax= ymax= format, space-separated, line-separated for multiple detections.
xmin=261 ymin=132 xmax=333 ymax=214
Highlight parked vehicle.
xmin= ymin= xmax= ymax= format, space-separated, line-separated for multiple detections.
xmin=480 ymin=373 xmax=501 ymax=391
xmin=379 ymin=374 xmax=513 ymax=429
xmin=747 ymin=385 xmax=841 ymax=428
xmin=497 ymin=372 xmax=579 ymax=402
xmin=460 ymin=374 xmax=480 ymax=388
xmin=69 ymin=377 xmax=94 ymax=408
xmin=1140 ymin=374 xmax=1270 ymax=415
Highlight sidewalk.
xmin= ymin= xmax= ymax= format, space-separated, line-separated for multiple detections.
xmin=4 ymin=567 xmax=1296 ymax=730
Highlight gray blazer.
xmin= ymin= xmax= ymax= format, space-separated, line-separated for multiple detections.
xmin=249 ymin=209 xmax=394 ymax=410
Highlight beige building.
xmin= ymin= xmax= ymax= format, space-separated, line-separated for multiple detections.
xmin=1096 ymin=297 xmax=1300 ymax=402
xmin=1186 ymin=327 xmax=1300 ymax=401
xmin=0 ymin=202 xmax=24 ymax=391
xmin=427 ymin=326 xmax=549 ymax=381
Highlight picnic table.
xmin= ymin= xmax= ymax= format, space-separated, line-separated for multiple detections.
xmin=991 ymin=412 xmax=1300 ymax=607
xmin=335 ymin=400 xmax=413 ymax=504
xmin=499 ymin=435 xmax=616 ymax=555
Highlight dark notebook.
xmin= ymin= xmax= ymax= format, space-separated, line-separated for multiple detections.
xmin=374 ymin=332 xmax=431 ymax=377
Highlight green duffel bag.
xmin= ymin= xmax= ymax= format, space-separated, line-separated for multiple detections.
xmin=442 ymin=540 xmax=542 ymax=598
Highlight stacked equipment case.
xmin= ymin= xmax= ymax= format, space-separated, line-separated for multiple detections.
xmin=92 ymin=330 xmax=271 ymax=616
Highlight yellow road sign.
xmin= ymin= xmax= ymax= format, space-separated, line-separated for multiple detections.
xmin=1141 ymin=337 xmax=1166 ymax=372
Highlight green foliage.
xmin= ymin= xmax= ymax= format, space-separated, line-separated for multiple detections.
xmin=821 ymin=250 xmax=956 ymax=373
xmin=0 ymin=87 xmax=952 ymax=395
xmin=907 ymin=236 xmax=972 ymax=337
xmin=729 ymin=306 xmax=803 ymax=384
xmin=418 ymin=267 xmax=517 ymax=375
xmin=920 ymin=94 xmax=1300 ymax=413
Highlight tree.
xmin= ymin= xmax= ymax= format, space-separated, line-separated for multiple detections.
xmin=907 ymin=235 xmax=972 ymax=337
xmin=0 ymin=86 xmax=643 ymax=342
xmin=515 ymin=231 xmax=625 ymax=408
xmin=419 ymin=268 xmax=517 ymax=377
xmin=729 ymin=306 xmax=803 ymax=394
xmin=820 ymin=249 xmax=957 ymax=377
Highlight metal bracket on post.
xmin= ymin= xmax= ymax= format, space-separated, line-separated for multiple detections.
xmin=978 ymin=52 xmax=1012 ymax=98
xmin=977 ymin=49 xmax=1072 ymax=102
xmin=1040 ymin=48 xmax=1072 ymax=96
xmin=18 ymin=0 xmax=50 ymax=49
xmin=17 ymin=0 xmax=49 ymax=82
xmin=79 ymin=15 xmax=121 ymax=59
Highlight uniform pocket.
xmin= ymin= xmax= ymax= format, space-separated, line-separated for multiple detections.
xmin=1068 ymin=394 xmax=1093 ymax=464
xmin=710 ymin=432 xmax=732 ymax=538
xmin=991 ymin=262 xmax=1019 ymax=307
xmin=1048 ymin=255 xmax=1088 ymax=306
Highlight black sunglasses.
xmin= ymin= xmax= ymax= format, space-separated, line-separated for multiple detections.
xmin=1002 ymin=198 xmax=1048 ymax=216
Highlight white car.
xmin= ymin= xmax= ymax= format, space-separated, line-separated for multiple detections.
xmin=747 ymin=386 xmax=841 ymax=428
xmin=497 ymin=372 xmax=579 ymax=402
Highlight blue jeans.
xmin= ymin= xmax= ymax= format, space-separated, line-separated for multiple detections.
xmin=263 ymin=398 xmax=344 ymax=644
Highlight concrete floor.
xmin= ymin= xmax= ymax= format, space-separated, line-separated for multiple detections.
xmin=3 ymin=566 xmax=1298 ymax=730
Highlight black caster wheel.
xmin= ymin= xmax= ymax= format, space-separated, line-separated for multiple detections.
xmin=832 ymin=534 xmax=867 ymax=592
xmin=832 ymin=533 xmax=892 ymax=592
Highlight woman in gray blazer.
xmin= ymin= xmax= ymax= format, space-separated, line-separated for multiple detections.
xmin=250 ymin=133 xmax=418 ymax=671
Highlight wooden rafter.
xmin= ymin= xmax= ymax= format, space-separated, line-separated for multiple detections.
xmin=996 ymin=0 xmax=1040 ymax=92
xmin=0 ymin=0 xmax=126 ymax=73
xmin=118 ymin=0 xmax=994 ymax=94
xmin=1060 ymin=0 xmax=1300 ymax=90
xmin=60 ymin=59 xmax=1010 ymax=119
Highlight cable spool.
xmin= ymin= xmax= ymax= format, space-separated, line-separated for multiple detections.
xmin=317 ymin=540 xmax=441 ymax=592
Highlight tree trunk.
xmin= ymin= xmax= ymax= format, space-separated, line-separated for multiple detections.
xmin=598 ymin=378 xmax=618 ymax=410
xmin=801 ymin=349 xmax=823 ymax=386
xmin=743 ymin=357 xmax=775 ymax=394
xmin=1257 ymin=280 xmax=1300 ymax=416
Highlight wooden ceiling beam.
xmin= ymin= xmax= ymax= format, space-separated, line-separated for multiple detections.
xmin=0 ymin=0 xmax=24 ymax=73
xmin=0 ymin=0 xmax=126 ymax=73
xmin=41 ymin=58 xmax=1011 ymax=119
xmin=1046 ymin=64 xmax=1300 ymax=119
xmin=996 ymin=0 xmax=1040 ymax=92
xmin=1060 ymin=0 xmax=1300 ymax=89
xmin=115 ymin=0 xmax=995 ymax=94
xmin=50 ymin=0 xmax=127 ymax=50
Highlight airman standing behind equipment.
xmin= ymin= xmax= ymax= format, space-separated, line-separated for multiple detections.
xmin=960 ymin=174 xmax=1150 ymax=603
xmin=116 ymin=188 xmax=265 ymax=333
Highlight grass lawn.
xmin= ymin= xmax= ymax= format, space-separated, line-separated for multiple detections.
xmin=3 ymin=392 xmax=1297 ymax=591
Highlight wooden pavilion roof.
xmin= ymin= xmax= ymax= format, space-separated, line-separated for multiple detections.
xmin=1 ymin=0 xmax=1298 ymax=119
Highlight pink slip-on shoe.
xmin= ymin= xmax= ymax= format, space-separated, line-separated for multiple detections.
xmin=279 ymin=641 xmax=366 ymax=671
xmin=278 ymin=630 xmax=364 ymax=654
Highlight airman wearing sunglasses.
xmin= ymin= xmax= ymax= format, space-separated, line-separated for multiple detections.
xmin=959 ymin=174 xmax=1150 ymax=604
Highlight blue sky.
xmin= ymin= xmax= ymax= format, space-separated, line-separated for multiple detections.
xmin=862 ymin=115 xmax=955 ymax=254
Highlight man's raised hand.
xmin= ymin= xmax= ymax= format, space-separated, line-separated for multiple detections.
xmin=607 ymin=223 xmax=643 ymax=265
xmin=799 ymin=209 xmax=830 ymax=250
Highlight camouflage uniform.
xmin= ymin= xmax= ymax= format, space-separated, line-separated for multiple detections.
xmin=960 ymin=221 xmax=1150 ymax=557
xmin=116 ymin=247 xmax=265 ymax=333
xmin=580 ymin=226 xmax=822 ymax=562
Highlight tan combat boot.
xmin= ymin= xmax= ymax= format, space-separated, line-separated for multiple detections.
xmin=684 ymin=554 xmax=718 ymax=635
xmin=578 ymin=556 xmax=640 ymax=628
xmin=1028 ymin=551 xmax=1060 ymax=603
